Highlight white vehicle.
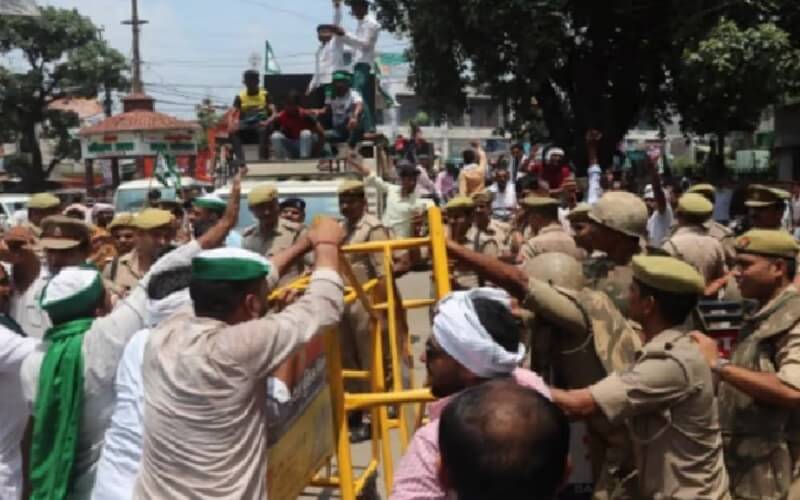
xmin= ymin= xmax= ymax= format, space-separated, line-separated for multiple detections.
xmin=0 ymin=194 xmax=30 ymax=229
xmin=113 ymin=177 xmax=213 ymax=212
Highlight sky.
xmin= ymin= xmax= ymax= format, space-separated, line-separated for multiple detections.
xmin=38 ymin=0 xmax=408 ymax=117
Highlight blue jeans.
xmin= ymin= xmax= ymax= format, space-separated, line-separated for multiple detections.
xmin=270 ymin=130 xmax=316 ymax=159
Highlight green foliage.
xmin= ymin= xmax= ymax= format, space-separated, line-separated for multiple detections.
xmin=0 ymin=6 xmax=129 ymax=190
xmin=675 ymin=19 xmax=800 ymax=136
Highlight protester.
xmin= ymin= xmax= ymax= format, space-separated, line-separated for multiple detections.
xmin=644 ymin=151 xmax=673 ymax=247
xmin=532 ymin=147 xmax=571 ymax=190
xmin=189 ymin=194 xmax=243 ymax=248
xmin=438 ymin=380 xmax=570 ymax=500
xmin=0 ymin=261 xmax=38 ymax=500
xmin=307 ymin=0 xmax=344 ymax=96
xmin=317 ymin=70 xmax=364 ymax=156
xmin=107 ymin=213 xmax=136 ymax=257
xmin=133 ymin=219 xmax=345 ymax=499
xmin=585 ymin=130 xmax=604 ymax=204
xmin=24 ymin=192 xmax=61 ymax=237
xmin=487 ymin=163 xmax=516 ymax=221
xmin=458 ymin=149 xmax=486 ymax=196
xmin=92 ymin=203 xmax=115 ymax=229
xmin=336 ymin=0 xmax=379 ymax=132
xmin=390 ymin=288 xmax=550 ymax=499
xmin=508 ymin=142 xmax=528 ymax=180
xmin=792 ymin=181 xmax=800 ymax=239
xmin=434 ymin=161 xmax=459 ymax=203
xmin=269 ymin=90 xmax=325 ymax=159
xmin=230 ymin=69 xmax=275 ymax=164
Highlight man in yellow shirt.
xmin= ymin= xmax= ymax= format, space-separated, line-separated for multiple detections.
xmin=230 ymin=69 xmax=276 ymax=164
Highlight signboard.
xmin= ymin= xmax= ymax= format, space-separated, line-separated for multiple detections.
xmin=81 ymin=129 xmax=198 ymax=159
xmin=266 ymin=333 xmax=334 ymax=500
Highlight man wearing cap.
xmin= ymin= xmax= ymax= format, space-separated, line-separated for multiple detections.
xmin=24 ymin=192 xmax=62 ymax=238
xmin=686 ymin=183 xmax=737 ymax=267
xmin=692 ymin=230 xmax=800 ymax=500
xmin=446 ymin=196 xmax=499 ymax=290
xmin=134 ymin=219 xmax=345 ymax=499
xmin=20 ymin=188 xmax=242 ymax=500
xmin=472 ymin=190 xmax=511 ymax=258
xmin=351 ymin=159 xmax=432 ymax=238
xmin=517 ymin=195 xmax=581 ymax=263
xmin=189 ymin=194 xmax=243 ymax=248
xmin=107 ymin=213 xmax=136 ymax=257
xmin=308 ymin=0 xmax=345 ymax=97
xmin=103 ymin=209 xmax=173 ymax=299
xmin=566 ymin=202 xmax=593 ymax=259
xmin=583 ymin=191 xmax=649 ymax=317
xmin=746 ymin=184 xmax=791 ymax=231
xmin=314 ymin=70 xmax=364 ymax=155
xmin=279 ymin=197 xmax=306 ymax=224
xmin=1 ymin=227 xmax=49 ymax=340
xmin=391 ymin=288 xmax=550 ymax=499
xmin=551 ymin=256 xmax=731 ymax=500
xmin=445 ymin=241 xmax=643 ymax=499
xmin=333 ymin=0 xmax=379 ymax=133
xmin=662 ymin=193 xmax=727 ymax=287
xmin=242 ymin=183 xmax=308 ymax=286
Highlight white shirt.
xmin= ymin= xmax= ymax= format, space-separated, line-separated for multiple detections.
xmin=326 ymin=88 xmax=363 ymax=128
xmin=10 ymin=268 xmax=51 ymax=339
xmin=343 ymin=14 xmax=380 ymax=65
xmin=90 ymin=328 xmax=151 ymax=500
xmin=308 ymin=4 xmax=345 ymax=92
xmin=365 ymin=173 xmax=432 ymax=238
xmin=20 ymin=242 xmax=202 ymax=498
xmin=586 ymin=164 xmax=603 ymax=205
xmin=647 ymin=203 xmax=674 ymax=247
xmin=0 ymin=327 xmax=37 ymax=500
xmin=488 ymin=182 xmax=516 ymax=221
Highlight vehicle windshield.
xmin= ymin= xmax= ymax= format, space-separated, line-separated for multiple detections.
xmin=223 ymin=192 xmax=342 ymax=230
xmin=114 ymin=187 xmax=178 ymax=212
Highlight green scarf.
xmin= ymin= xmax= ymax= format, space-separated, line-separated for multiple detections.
xmin=29 ymin=317 xmax=95 ymax=500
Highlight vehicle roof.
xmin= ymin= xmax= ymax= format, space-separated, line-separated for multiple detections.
xmin=117 ymin=177 xmax=212 ymax=190
xmin=215 ymin=178 xmax=353 ymax=196
xmin=0 ymin=194 xmax=31 ymax=201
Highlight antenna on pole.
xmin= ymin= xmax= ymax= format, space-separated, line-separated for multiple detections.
xmin=122 ymin=0 xmax=148 ymax=94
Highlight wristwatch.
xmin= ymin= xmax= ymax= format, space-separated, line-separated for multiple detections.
xmin=712 ymin=358 xmax=732 ymax=374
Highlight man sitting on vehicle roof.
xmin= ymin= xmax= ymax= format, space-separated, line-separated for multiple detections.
xmin=230 ymin=69 xmax=276 ymax=164
xmin=311 ymin=70 xmax=364 ymax=158
xmin=268 ymin=90 xmax=325 ymax=160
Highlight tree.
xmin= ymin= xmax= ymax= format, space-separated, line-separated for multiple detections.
xmin=372 ymin=0 xmax=746 ymax=171
xmin=0 ymin=6 xmax=129 ymax=190
xmin=674 ymin=19 xmax=800 ymax=174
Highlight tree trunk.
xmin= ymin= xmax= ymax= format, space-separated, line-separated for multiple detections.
xmin=20 ymin=120 xmax=47 ymax=192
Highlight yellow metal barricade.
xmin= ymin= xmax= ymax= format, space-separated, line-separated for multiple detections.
xmin=291 ymin=206 xmax=450 ymax=499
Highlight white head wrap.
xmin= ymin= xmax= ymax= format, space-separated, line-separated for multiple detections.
xmin=432 ymin=287 xmax=526 ymax=378
xmin=545 ymin=147 xmax=565 ymax=161
xmin=146 ymin=288 xmax=191 ymax=327
xmin=92 ymin=203 xmax=115 ymax=217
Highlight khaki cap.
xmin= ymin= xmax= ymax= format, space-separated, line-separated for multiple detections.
xmin=338 ymin=179 xmax=365 ymax=194
xmin=39 ymin=215 xmax=91 ymax=250
xmin=133 ymin=208 xmax=172 ymax=230
xmin=687 ymin=183 xmax=716 ymax=198
xmin=588 ymin=191 xmax=648 ymax=238
xmin=28 ymin=192 xmax=61 ymax=210
xmin=735 ymin=229 xmax=799 ymax=259
xmin=566 ymin=203 xmax=592 ymax=222
xmin=446 ymin=196 xmax=475 ymax=211
xmin=471 ymin=190 xmax=493 ymax=204
xmin=520 ymin=195 xmax=559 ymax=209
xmin=632 ymin=255 xmax=705 ymax=295
xmin=746 ymin=185 xmax=790 ymax=208
xmin=108 ymin=212 xmax=135 ymax=230
xmin=676 ymin=193 xmax=713 ymax=217
xmin=248 ymin=184 xmax=279 ymax=206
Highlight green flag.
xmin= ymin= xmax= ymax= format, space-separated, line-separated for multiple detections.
xmin=155 ymin=153 xmax=181 ymax=190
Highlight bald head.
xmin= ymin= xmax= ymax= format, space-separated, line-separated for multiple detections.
xmin=439 ymin=380 xmax=569 ymax=500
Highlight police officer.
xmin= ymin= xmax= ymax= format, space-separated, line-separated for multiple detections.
xmin=103 ymin=208 xmax=173 ymax=298
xmin=242 ymin=183 xmax=307 ymax=286
xmin=517 ymin=195 xmax=581 ymax=262
xmin=566 ymin=202 xmax=593 ymax=259
xmin=692 ymin=230 xmax=800 ymax=500
xmin=445 ymin=196 xmax=499 ymax=290
xmin=24 ymin=193 xmax=61 ymax=238
xmin=686 ymin=183 xmax=737 ymax=266
xmin=662 ymin=193 xmax=727 ymax=287
xmin=552 ymin=256 xmax=731 ymax=500
xmin=584 ymin=191 xmax=649 ymax=317
xmin=747 ymin=184 xmax=791 ymax=231
xmin=471 ymin=190 xmax=512 ymax=259
xmin=446 ymin=242 xmax=642 ymax=499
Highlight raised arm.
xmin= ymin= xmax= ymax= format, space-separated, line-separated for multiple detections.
xmin=647 ymin=149 xmax=667 ymax=213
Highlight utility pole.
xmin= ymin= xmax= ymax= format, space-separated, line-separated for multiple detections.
xmin=122 ymin=0 xmax=148 ymax=94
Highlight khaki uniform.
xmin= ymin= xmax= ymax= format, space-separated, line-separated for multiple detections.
xmin=486 ymin=219 xmax=511 ymax=254
xmin=449 ymin=226 xmax=499 ymax=290
xmin=590 ymin=329 xmax=731 ymax=500
xmin=718 ymin=285 xmax=800 ymax=500
xmin=662 ymin=225 xmax=727 ymax=285
xmin=584 ymin=258 xmax=636 ymax=319
xmin=706 ymin=220 xmax=737 ymax=266
xmin=102 ymin=250 xmax=144 ymax=298
xmin=340 ymin=214 xmax=389 ymax=393
xmin=524 ymin=279 xmax=642 ymax=499
xmin=518 ymin=222 xmax=581 ymax=262
xmin=242 ymin=218 xmax=307 ymax=286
